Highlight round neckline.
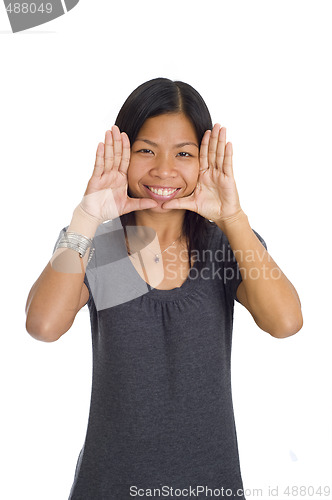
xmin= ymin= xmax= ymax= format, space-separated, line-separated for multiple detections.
xmin=147 ymin=257 xmax=199 ymax=300
xmin=126 ymin=251 xmax=200 ymax=301
xmin=120 ymin=220 xmax=216 ymax=301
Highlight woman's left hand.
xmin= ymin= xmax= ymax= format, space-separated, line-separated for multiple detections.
xmin=162 ymin=124 xmax=244 ymax=224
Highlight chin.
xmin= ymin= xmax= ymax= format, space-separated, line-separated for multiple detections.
xmin=147 ymin=203 xmax=173 ymax=212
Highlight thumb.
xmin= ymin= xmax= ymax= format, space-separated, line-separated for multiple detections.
xmin=126 ymin=197 xmax=158 ymax=213
xmin=162 ymin=194 xmax=196 ymax=211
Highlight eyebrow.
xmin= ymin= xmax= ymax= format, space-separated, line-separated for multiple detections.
xmin=135 ymin=138 xmax=199 ymax=148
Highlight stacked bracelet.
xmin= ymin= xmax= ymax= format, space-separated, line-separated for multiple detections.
xmin=56 ymin=231 xmax=95 ymax=264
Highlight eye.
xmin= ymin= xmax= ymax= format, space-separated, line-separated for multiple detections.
xmin=177 ymin=152 xmax=192 ymax=157
xmin=137 ymin=149 xmax=153 ymax=154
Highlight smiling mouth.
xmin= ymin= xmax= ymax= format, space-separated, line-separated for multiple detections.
xmin=145 ymin=185 xmax=179 ymax=195
xmin=143 ymin=185 xmax=181 ymax=200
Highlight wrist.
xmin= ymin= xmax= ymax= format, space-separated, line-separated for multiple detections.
xmin=215 ymin=208 xmax=249 ymax=235
xmin=68 ymin=204 xmax=102 ymax=239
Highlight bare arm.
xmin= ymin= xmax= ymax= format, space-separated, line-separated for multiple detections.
xmin=25 ymin=126 xmax=158 ymax=343
xmin=25 ymin=206 xmax=100 ymax=342
xmin=217 ymin=211 xmax=303 ymax=338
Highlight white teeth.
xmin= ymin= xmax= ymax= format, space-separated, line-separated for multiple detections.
xmin=148 ymin=186 xmax=177 ymax=196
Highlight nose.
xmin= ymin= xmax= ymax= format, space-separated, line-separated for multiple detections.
xmin=149 ymin=155 xmax=177 ymax=180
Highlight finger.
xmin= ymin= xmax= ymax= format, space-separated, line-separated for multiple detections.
xmin=199 ymin=130 xmax=211 ymax=172
xmin=223 ymin=142 xmax=233 ymax=177
xmin=92 ymin=142 xmax=105 ymax=178
xmin=126 ymin=197 xmax=159 ymax=214
xmin=208 ymin=123 xmax=221 ymax=168
xmin=104 ymin=130 xmax=114 ymax=172
xmin=161 ymin=193 xmax=196 ymax=212
xmin=118 ymin=132 xmax=131 ymax=175
xmin=112 ymin=125 xmax=122 ymax=170
xmin=216 ymin=127 xmax=226 ymax=170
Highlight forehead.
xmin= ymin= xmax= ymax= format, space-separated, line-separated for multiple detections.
xmin=136 ymin=113 xmax=197 ymax=142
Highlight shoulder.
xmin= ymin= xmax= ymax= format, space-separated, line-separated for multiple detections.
xmin=204 ymin=220 xmax=267 ymax=252
xmin=204 ymin=220 xmax=230 ymax=250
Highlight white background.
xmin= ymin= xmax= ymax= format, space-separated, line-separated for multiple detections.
xmin=1 ymin=1 xmax=331 ymax=499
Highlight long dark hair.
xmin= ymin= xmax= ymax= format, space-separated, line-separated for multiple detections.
xmin=115 ymin=77 xmax=215 ymax=270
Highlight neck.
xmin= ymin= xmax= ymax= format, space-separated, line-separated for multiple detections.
xmin=132 ymin=209 xmax=186 ymax=248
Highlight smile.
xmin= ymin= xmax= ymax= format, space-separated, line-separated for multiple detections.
xmin=143 ymin=185 xmax=181 ymax=201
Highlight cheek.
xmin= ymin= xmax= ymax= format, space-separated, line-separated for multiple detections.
xmin=127 ymin=160 xmax=138 ymax=182
xmin=126 ymin=163 xmax=136 ymax=194
xmin=128 ymin=157 xmax=146 ymax=179
xmin=127 ymin=160 xmax=147 ymax=194
xmin=188 ymin=162 xmax=200 ymax=184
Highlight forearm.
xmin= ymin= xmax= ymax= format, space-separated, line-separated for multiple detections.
xmin=25 ymin=205 xmax=101 ymax=341
xmin=217 ymin=210 xmax=303 ymax=335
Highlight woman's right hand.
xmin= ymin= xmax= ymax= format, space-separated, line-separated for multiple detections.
xmin=80 ymin=125 xmax=158 ymax=222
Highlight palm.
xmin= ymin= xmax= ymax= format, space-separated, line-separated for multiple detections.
xmin=84 ymin=165 xmax=130 ymax=221
xmin=162 ymin=124 xmax=241 ymax=223
xmin=81 ymin=126 xmax=158 ymax=222
xmin=191 ymin=167 xmax=238 ymax=221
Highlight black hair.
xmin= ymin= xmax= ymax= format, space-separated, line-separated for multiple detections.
xmin=115 ymin=77 xmax=216 ymax=271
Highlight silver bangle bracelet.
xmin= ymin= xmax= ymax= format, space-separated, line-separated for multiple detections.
xmin=55 ymin=231 xmax=95 ymax=262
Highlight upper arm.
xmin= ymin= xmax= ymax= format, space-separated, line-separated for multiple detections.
xmin=77 ymin=282 xmax=89 ymax=312
xmin=231 ymin=228 xmax=268 ymax=311
xmin=53 ymin=282 xmax=89 ymax=341
xmin=236 ymin=281 xmax=248 ymax=308
xmin=236 ymin=281 xmax=259 ymax=324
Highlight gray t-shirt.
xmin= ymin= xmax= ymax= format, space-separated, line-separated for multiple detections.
xmin=53 ymin=218 xmax=267 ymax=500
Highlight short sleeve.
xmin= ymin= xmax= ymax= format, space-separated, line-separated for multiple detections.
xmin=224 ymin=228 xmax=267 ymax=304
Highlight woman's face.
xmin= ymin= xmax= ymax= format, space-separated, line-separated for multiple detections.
xmin=127 ymin=113 xmax=200 ymax=212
